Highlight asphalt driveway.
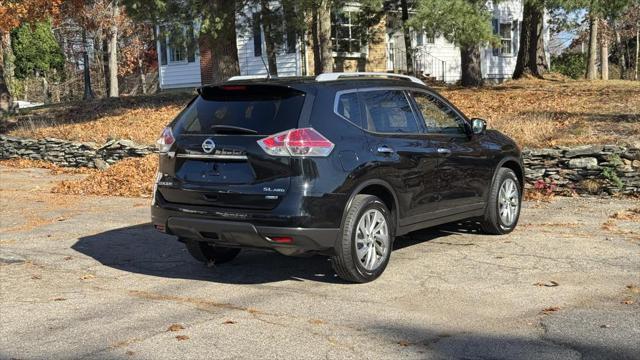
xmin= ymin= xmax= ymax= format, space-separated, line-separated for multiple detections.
xmin=1 ymin=166 xmax=639 ymax=359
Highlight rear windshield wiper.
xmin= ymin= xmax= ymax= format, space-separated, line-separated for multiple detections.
xmin=209 ymin=125 xmax=258 ymax=135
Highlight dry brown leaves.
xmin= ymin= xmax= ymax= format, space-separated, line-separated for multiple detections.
xmin=51 ymin=156 xmax=157 ymax=198
xmin=610 ymin=208 xmax=640 ymax=221
xmin=440 ymin=79 xmax=640 ymax=148
xmin=523 ymin=190 xmax=556 ymax=203
xmin=8 ymin=93 xmax=192 ymax=145
xmin=540 ymin=306 xmax=561 ymax=315
xmin=167 ymin=324 xmax=185 ymax=332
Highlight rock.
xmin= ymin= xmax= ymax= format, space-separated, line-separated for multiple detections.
xmin=622 ymin=149 xmax=640 ymax=161
xmin=530 ymin=148 xmax=562 ymax=157
xmin=94 ymin=158 xmax=110 ymax=171
xmin=568 ymin=157 xmax=599 ymax=170
xmin=565 ymin=145 xmax=603 ymax=158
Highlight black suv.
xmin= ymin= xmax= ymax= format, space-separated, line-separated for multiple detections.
xmin=151 ymin=73 xmax=523 ymax=282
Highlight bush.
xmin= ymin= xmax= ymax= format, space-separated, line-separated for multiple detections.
xmin=551 ymin=52 xmax=586 ymax=79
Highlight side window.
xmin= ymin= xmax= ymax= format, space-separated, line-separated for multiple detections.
xmin=412 ymin=92 xmax=465 ymax=134
xmin=336 ymin=92 xmax=362 ymax=126
xmin=359 ymin=90 xmax=420 ymax=134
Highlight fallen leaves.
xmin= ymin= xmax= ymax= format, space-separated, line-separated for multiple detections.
xmin=79 ymin=274 xmax=95 ymax=280
xmin=52 ymin=156 xmax=157 ymax=198
xmin=533 ymin=280 xmax=560 ymax=287
xmin=175 ymin=335 xmax=189 ymax=341
xmin=167 ymin=324 xmax=185 ymax=332
xmin=626 ymin=284 xmax=640 ymax=294
xmin=222 ymin=320 xmax=236 ymax=325
xmin=540 ymin=306 xmax=561 ymax=315
xmin=610 ymin=208 xmax=640 ymax=221
xmin=621 ymin=299 xmax=634 ymax=305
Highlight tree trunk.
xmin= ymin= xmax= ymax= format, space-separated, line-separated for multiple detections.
xmin=260 ymin=0 xmax=278 ymax=76
xmin=82 ymin=29 xmax=95 ymax=100
xmin=636 ymin=23 xmax=639 ymax=81
xmin=108 ymin=1 xmax=120 ymax=97
xmin=460 ymin=44 xmax=483 ymax=87
xmin=586 ymin=14 xmax=598 ymax=80
xmin=102 ymin=36 xmax=109 ymax=94
xmin=203 ymin=0 xmax=240 ymax=83
xmin=400 ymin=0 xmax=414 ymax=75
xmin=0 ymin=31 xmax=12 ymax=113
xmin=513 ymin=2 xmax=547 ymax=79
xmin=601 ymin=34 xmax=609 ymax=80
xmin=613 ymin=20 xmax=626 ymax=79
xmin=138 ymin=57 xmax=147 ymax=95
xmin=311 ymin=5 xmax=322 ymax=75
xmin=318 ymin=0 xmax=333 ymax=73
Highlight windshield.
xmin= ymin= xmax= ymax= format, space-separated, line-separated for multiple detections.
xmin=173 ymin=85 xmax=306 ymax=136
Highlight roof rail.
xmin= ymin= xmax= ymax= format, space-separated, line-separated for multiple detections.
xmin=315 ymin=72 xmax=425 ymax=85
xmin=227 ymin=75 xmax=270 ymax=81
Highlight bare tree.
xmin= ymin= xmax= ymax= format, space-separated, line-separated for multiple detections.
xmin=108 ymin=0 xmax=120 ymax=97
xmin=586 ymin=14 xmax=598 ymax=79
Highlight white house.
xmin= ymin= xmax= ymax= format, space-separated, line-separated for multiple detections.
xmin=156 ymin=0 xmax=548 ymax=89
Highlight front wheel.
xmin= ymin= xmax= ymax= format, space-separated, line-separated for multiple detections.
xmin=480 ymin=168 xmax=522 ymax=235
xmin=332 ymin=195 xmax=393 ymax=283
xmin=183 ymin=239 xmax=241 ymax=265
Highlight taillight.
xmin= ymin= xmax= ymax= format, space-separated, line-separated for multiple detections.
xmin=257 ymin=128 xmax=334 ymax=157
xmin=156 ymin=127 xmax=175 ymax=153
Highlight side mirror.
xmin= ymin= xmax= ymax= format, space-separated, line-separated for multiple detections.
xmin=471 ymin=118 xmax=487 ymax=135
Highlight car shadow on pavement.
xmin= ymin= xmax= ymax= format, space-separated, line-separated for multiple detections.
xmin=72 ymin=222 xmax=477 ymax=284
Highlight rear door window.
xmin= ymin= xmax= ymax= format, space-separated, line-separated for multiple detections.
xmin=359 ymin=90 xmax=421 ymax=134
xmin=174 ymin=85 xmax=305 ymax=136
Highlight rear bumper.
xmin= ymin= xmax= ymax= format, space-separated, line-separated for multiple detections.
xmin=152 ymin=205 xmax=339 ymax=256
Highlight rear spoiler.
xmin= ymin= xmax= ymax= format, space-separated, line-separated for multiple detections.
xmin=198 ymin=84 xmax=304 ymax=101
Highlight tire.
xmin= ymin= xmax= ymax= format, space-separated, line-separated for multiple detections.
xmin=184 ymin=239 xmax=241 ymax=265
xmin=480 ymin=167 xmax=522 ymax=235
xmin=332 ymin=195 xmax=394 ymax=283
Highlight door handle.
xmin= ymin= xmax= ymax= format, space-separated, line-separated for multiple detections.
xmin=437 ymin=148 xmax=452 ymax=156
xmin=377 ymin=146 xmax=395 ymax=154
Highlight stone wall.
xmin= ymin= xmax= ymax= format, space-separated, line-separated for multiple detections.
xmin=0 ymin=135 xmax=155 ymax=170
xmin=523 ymin=145 xmax=640 ymax=196
xmin=1 ymin=134 xmax=639 ymax=196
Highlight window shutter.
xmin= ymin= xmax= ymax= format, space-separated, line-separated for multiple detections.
xmin=512 ymin=20 xmax=519 ymax=56
xmin=253 ymin=13 xmax=262 ymax=57
xmin=492 ymin=19 xmax=499 ymax=56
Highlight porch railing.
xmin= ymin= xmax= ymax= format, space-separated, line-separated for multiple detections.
xmin=387 ymin=45 xmax=448 ymax=83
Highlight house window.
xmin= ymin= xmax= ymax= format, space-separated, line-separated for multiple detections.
xmin=331 ymin=10 xmax=365 ymax=55
xmin=159 ymin=24 xmax=197 ymax=65
xmin=492 ymin=19 xmax=516 ymax=56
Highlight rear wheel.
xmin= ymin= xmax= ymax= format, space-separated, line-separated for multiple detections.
xmin=332 ymin=195 xmax=393 ymax=283
xmin=183 ymin=239 xmax=241 ymax=264
xmin=480 ymin=168 xmax=521 ymax=235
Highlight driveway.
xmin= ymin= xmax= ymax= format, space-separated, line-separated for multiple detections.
xmin=1 ymin=166 xmax=639 ymax=360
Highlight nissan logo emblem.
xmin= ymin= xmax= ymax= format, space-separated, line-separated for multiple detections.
xmin=202 ymin=138 xmax=216 ymax=153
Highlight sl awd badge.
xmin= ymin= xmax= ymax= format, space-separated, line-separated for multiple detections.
xmin=202 ymin=138 xmax=216 ymax=153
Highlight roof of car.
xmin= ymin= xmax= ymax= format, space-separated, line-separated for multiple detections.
xmin=201 ymin=74 xmax=431 ymax=90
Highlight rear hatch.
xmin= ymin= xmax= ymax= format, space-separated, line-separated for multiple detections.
xmin=159 ymin=84 xmax=306 ymax=210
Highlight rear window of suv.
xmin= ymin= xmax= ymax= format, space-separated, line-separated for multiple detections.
xmin=174 ymin=85 xmax=305 ymax=136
